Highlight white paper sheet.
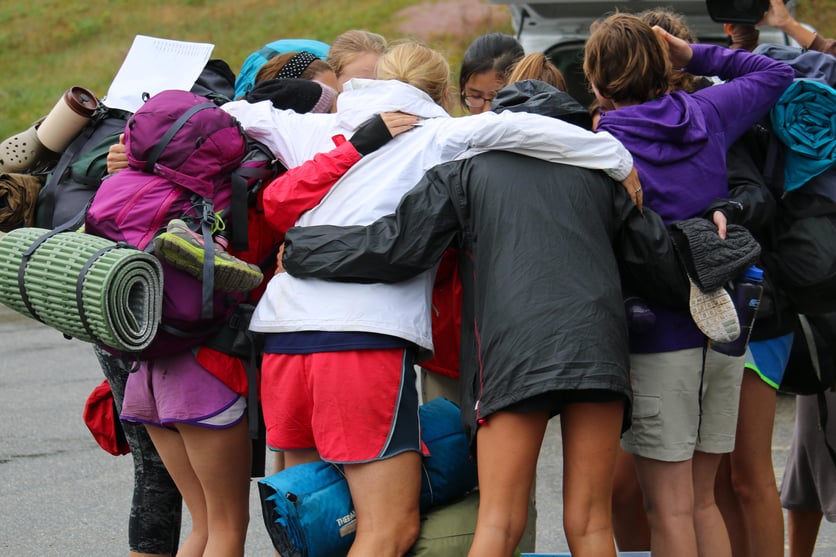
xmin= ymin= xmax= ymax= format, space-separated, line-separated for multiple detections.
xmin=103 ymin=35 xmax=214 ymax=112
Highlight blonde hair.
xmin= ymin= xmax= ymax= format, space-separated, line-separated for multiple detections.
xmin=376 ymin=41 xmax=451 ymax=109
xmin=507 ymin=53 xmax=568 ymax=91
xmin=327 ymin=30 xmax=387 ymax=78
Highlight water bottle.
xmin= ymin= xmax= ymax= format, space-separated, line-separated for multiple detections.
xmin=711 ymin=266 xmax=764 ymax=357
xmin=36 ymin=86 xmax=99 ymax=153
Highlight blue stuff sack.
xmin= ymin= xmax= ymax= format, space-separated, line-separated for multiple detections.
xmin=418 ymin=397 xmax=478 ymax=511
xmin=258 ymin=461 xmax=355 ymax=557
xmin=258 ymin=398 xmax=477 ymax=556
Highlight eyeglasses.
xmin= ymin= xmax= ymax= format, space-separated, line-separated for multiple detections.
xmin=462 ymin=94 xmax=497 ymax=109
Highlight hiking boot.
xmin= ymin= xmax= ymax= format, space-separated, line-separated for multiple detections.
xmin=152 ymin=219 xmax=264 ymax=292
xmin=688 ymin=278 xmax=740 ymax=344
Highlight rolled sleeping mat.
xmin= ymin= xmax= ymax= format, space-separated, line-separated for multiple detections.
xmin=0 ymin=227 xmax=163 ymax=352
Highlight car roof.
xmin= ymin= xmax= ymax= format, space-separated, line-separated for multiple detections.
xmin=488 ymin=1 xmax=789 ymax=106
xmin=489 ymin=1 xmax=787 ymax=53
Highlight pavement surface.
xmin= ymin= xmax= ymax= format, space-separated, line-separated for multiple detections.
xmin=1 ymin=302 xmax=834 ymax=556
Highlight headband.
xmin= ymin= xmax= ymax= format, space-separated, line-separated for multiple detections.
xmin=276 ymin=52 xmax=320 ymax=80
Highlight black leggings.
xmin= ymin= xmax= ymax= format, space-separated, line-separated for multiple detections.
xmin=94 ymin=347 xmax=183 ymax=555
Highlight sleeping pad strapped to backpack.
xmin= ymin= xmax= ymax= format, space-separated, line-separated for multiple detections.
xmin=85 ymin=89 xmax=248 ymax=358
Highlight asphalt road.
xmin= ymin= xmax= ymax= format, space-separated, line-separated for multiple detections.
xmin=1 ymin=302 xmax=834 ymax=556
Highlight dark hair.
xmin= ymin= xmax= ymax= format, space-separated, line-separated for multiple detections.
xmin=459 ymin=33 xmax=524 ymax=107
xmin=637 ymin=8 xmax=702 ymax=93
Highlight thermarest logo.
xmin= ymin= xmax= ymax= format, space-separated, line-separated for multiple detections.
xmin=337 ymin=510 xmax=357 ymax=537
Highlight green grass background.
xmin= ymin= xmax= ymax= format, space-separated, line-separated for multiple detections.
xmin=0 ymin=0 xmax=832 ymax=141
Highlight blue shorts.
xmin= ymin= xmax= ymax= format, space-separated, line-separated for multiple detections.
xmin=745 ymin=332 xmax=794 ymax=390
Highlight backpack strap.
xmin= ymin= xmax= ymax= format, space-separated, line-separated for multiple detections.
xmin=144 ymin=102 xmax=217 ymax=174
xmin=38 ymin=123 xmax=99 ymax=228
xmin=229 ymin=171 xmax=250 ymax=252
xmin=17 ymin=209 xmax=93 ymax=323
xmin=142 ymin=101 xmax=219 ymax=319
xmin=199 ymin=199 xmax=216 ymax=320
xmin=74 ymin=242 xmax=131 ymax=345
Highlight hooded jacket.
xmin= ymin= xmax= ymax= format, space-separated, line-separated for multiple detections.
xmin=281 ymin=149 xmax=686 ymax=438
xmin=596 ymin=43 xmax=793 ymax=354
xmin=222 ymin=78 xmax=634 ymax=353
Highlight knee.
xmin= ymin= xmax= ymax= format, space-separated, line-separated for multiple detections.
xmin=357 ymin=508 xmax=421 ymax=556
xmin=728 ymin=466 xmax=775 ymax=505
xmin=563 ymin=507 xmax=612 ymax=546
xmin=396 ymin=515 xmax=421 ymax=555
xmin=388 ymin=508 xmax=421 ymax=554
xmin=612 ymin=477 xmax=643 ymax=508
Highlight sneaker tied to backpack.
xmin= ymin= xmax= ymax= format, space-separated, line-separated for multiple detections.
xmin=153 ymin=219 xmax=264 ymax=292
xmin=688 ymin=277 xmax=740 ymax=344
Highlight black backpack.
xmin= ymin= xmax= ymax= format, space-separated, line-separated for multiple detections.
xmin=779 ymin=313 xmax=836 ymax=466
xmin=189 ymin=58 xmax=236 ymax=103
xmin=34 ymin=105 xmax=132 ymax=229
xmin=763 ymin=167 xmax=836 ymax=315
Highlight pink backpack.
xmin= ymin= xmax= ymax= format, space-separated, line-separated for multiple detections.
xmin=85 ymin=90 xmax=248 ymax=357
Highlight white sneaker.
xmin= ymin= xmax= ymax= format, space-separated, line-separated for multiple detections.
xmin=689 ymin=278 xmax=740 ymax=343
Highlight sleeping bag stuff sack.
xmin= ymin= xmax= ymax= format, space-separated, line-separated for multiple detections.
xmin=258 ymin=397 xmax=478 ymax=556
xmin=258 ymin=461 xmax=355 ymax=557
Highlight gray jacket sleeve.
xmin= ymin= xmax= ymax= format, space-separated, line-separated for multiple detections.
xmin=282 ymin=164 xmax=463 ymax=283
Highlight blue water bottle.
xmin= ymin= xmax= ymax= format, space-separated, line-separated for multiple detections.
xmin=711 ymin=266 xmax=764 ymax=357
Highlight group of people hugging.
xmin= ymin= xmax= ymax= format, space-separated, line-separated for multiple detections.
xmin=34 ymin=0 xmax=836 ymax=555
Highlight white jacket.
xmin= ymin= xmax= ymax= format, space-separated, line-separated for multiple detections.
xmin=222 ymin=79 xmax=633 ymax=353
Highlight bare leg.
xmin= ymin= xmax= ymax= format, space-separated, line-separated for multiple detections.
xmin=722 ymin=370 xmax=783 ymax=557
xmin=611 ymin=447 xmax=650 ymax=551
xmin=145 ymin=425 xmax=209 ymax=557
xmin=787 ymin=509 xmax=823 ymax=557
xmin=283 ymin=449 xmax=321 ymax=468
xmin=561 ymin=401 xmax=623 ymax=557
xmin=468 ymin=410 xmax=549 ymax=557
xmin=343 ymin=451 xmax=422 ymax=557
xmin=715 ymin=454 xmax=748 ymax=557
xmin=177 ymin=420 xmax=252 ymax=557
xmin=272 ymin=451 xmax=286 ymax=474
xmin=634 ymin=455 xmax=699 ymax=557
xmin=692 ymin=450 xmax=731 ymax=557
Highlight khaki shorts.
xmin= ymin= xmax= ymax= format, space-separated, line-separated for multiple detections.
xmin=621 ymin=347 xmax=744 ymax=462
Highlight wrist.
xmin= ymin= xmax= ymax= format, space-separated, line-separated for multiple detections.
xmin=785 ymin=20 xmax=815 ymax=48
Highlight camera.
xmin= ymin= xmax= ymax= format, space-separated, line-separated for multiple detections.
xmin=705 ymin=0 xmax=787 ymax=25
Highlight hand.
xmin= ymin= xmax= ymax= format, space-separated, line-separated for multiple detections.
xmin=712 ymin=210 xmax=728 ymax=240
xmin=620 ymin=167 xmax=644 ymax=212
xmin=758 ymin=0 xmax=793 ymax=29
xmin=652 ymin=25 xmax=693 ymax=69
xmin=274 ymin=243 xmax=285 ymax=275
xmin=379 ymin=111 xmax=419 ymax=138
xmin=106 ymin=134 xmax=128 ymax=174
xmin=350 ymin=112 xmax=418 ymax=156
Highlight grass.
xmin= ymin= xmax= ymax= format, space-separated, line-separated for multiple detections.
xmin=0 ymin=0 xmax=833 ymax=141
xmin=0 ymin=0 xmax=511 ymax=140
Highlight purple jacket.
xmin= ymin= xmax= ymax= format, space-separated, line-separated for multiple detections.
xmin=597 ymin=44 xmax=794 ymax=353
